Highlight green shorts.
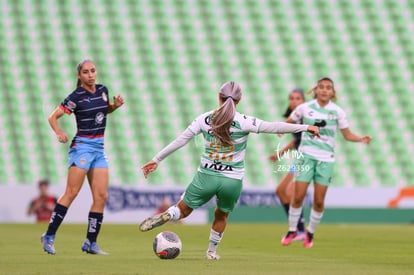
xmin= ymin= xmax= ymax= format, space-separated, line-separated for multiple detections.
xmin=294 ymin=154 xmax=334 ymax=186
xmin=183 ymin=172 xmax=242 ymax=213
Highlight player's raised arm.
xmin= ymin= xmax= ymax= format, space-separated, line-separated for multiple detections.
xmin=107 ymin=94 xmax=125 ymax=113
xmin=258 ymin=121 xmax=319 ymax=137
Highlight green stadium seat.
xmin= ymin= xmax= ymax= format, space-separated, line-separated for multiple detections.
xmin=0 ymin=0 xmax=413 ymax=190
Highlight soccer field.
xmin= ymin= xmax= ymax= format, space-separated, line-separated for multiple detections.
xmin=0 ymin=223 xmax=412 ymax=275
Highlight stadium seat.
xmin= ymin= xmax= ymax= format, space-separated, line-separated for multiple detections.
xmin=0 ymin=0 xmax=413 ymax=190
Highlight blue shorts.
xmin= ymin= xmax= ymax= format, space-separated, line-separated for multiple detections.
xmin=68 ymin=142 xmax=108 ymax=171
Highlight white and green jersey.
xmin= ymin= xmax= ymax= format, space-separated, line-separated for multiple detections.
xmin=152 ymin=111 xmax=309 ymax=180
xmin=290 ymin=99 xmax=349 ymax=162
xmin=188 ymin=111 xmax=262 ymax=180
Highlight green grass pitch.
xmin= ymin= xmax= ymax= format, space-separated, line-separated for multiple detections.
xmin=0 ymin=223 xmax=412 ymax=274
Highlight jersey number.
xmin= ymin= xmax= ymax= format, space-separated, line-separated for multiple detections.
xmin=208 ymin=142 xmax=234 ymax=162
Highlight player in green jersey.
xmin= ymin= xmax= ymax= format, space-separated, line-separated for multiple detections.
xmin=281 ymin=77 xmax=371 ymax=248
xmin=139 ymin=81 xmax=319 ymax=259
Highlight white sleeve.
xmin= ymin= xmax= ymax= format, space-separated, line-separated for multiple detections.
xmin=289 ymin=104 xmax=304 ymax=122
xmin=240 ymin=114 xmax=264 ymax=133
xmin=152 ymin=128 xmax=196 ymax=164
xmin=258 ymin=121 xmax=309 ymax=134
xmin=187 ymin=113 xmax=205 ymax=135
xmin=337 ymin=108 xmax=349 ymax=129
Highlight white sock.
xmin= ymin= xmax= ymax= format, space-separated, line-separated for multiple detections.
xmin=307 ymin=209 xmax=324 ymax=234
xmin=288 ymin=206 xmax=302 ymax=232
xmin=167 ymin=205 xmax=181 ymax=221
xmin=207 ymin=229 xmax=223 ymax=252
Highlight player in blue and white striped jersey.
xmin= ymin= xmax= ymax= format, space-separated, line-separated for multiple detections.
xmin=41 ymin=59 xmax=124 ymax=255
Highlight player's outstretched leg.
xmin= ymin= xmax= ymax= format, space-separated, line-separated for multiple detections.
xmin=139 ymin=212 xmax=171 ymax=232
xmin=41 ymin=233 xmax=56 ymax=255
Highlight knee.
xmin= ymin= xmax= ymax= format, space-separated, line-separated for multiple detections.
xmin=94 ymin=190 xmax=108 ymax=204
xmin=292 ymin=195 xmax=304 ymax=207
xmin=275 ymin=186 xmax=283 ymax=198
xmin=63 ymin=188 xmax=80 ymax=202
xmin=214 ymin=209 xmax=228 ymax=221
xmin=313 ymin=201 xmax=324 ymax=211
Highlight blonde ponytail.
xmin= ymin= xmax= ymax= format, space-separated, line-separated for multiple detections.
xmin=211 ymin=98 xmax=236 ymax=146
xmin=211 ymin=82 xmax=242 ymax=146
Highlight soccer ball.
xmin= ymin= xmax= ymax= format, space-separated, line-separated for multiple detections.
xmin=153 ymin=231 xmax=182 ymax=259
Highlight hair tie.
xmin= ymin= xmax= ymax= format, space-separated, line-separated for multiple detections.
xmin=224 ymin=96 xmax=235 ymax=101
